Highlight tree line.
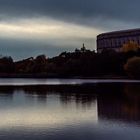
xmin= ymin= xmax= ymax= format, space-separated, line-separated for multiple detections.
xmin=0 ymin=41 xmax=140 ymax=78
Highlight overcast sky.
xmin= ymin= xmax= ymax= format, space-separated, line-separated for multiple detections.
xmin=0 ymin=0 xmax=139 ymax=60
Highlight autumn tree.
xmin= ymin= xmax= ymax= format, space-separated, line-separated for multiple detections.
xmin=121 ymin=41 xmax=140 ymax=53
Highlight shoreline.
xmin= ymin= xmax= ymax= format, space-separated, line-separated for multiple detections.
xmin=0 ymin=73 xmax=128 ymax=79
xmin=0 ymin=78 xmax=139 ymax=87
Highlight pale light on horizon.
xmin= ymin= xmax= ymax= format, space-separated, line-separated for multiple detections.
xmin=0 ymin=18 xmax=104 ymax=42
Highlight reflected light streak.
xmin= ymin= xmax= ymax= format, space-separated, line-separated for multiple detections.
xmin=0 ymin=101 xmax=98 ymax=129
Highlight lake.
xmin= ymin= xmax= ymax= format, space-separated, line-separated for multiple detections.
xmin=0 ymin=79 xmax=140 ymax=140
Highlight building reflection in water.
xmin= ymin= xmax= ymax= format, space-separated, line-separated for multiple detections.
xmin=0 ymin=83 xmax=140 ymax=129
xmin=97 ymin=83 xmax=140 ymax=124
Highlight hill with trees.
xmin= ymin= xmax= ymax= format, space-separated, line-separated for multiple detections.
xmin=0 ymin=42 xmax=140 ymax=79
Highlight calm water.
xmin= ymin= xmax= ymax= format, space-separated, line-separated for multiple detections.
xmin=0 ymin=79 xmax=140 ymax=139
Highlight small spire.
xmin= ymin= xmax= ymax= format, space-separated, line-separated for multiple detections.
xmin=83 ymin=43 xmax=85 ymax=48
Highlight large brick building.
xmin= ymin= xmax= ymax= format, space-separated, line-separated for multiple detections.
xmin=97 ymin=28 xmax=140 ymax=53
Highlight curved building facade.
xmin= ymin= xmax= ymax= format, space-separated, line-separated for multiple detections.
xmin=97 ymin=28 xmax=140 ymax=52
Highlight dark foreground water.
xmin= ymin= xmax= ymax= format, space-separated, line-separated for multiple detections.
xmin=0 ymin=79 xmax=140 ymax=140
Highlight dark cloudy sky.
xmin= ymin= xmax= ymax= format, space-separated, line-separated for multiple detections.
xmin=0 ymin=0 xmax=139 ymax=60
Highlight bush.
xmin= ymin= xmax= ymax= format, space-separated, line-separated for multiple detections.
xmin=124 ymin=56 xmax=140 ymax=78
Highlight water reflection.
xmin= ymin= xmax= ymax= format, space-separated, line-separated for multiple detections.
xmin=0 ymin=84 xmax=140 ymax=121
xmin=97 ymin=83 xmax=140 ymax=124
xmin=0 ymin=83 xmax=140 ymax=139
xmin=0 ymin=85 xmax=98 ymax=130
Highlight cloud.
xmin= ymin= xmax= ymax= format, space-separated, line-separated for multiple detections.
xmin=0 ymin=18 xmax=102 ymax=39
xmin=0 ymin=0 xmax=139 ymax=32
xmin=0 ymin=0 xmax=139 ymax=59
xmin=0 ymin=0 xmax=139 ymax=28
xmin=0 ymin=18 xmax=99 ymax=60
xmin=0 ymin=0 xmax=138 ymax=28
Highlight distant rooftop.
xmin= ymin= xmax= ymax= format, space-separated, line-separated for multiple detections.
xmin=97 ymin=28 xmax=140 ymax=39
